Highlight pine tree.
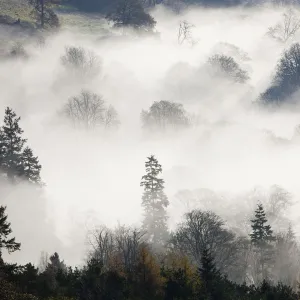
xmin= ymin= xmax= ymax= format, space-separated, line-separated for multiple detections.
xmin=0 ymin=108 xmax=42 ymax=185
xmin=250 ymin=203 xmax=275 ymax=282
xmin=199 ymin=247 xmax=220 ymax=284
xmin=140 ymin=155 xmax=169 ymax=248
xmin=19 ymin=147 xmax=42 ymax=185
xmin=0 ymin=206 xmax=21 ymax=260
xmin=0 ymin=107 xmax=26 ymax=183
xmin=199 ymin=247 xmax=223 ymax=300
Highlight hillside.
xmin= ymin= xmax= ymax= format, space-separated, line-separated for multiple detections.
xmin=0 ymin=0 xmax=34 ymax=25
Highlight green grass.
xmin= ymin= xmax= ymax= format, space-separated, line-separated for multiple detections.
xmin=0 ymin=0 xmax=34 ymax=24
xmin=58 ymin=11 xmax=109 ymax=33
xmin=0 ymin=0 xmax=109 ymax=34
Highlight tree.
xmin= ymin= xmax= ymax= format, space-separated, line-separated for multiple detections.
xmin=207 ymin=54 xmax=249 ymax=83
xmin=0 ymin=108 xmax=42 ymax=185
xmin=104 ymin=105 xmax=120 ymax=129
xmin=62 ymin=90 xmax=119 ymax=130
xmin=178 ymin=20 xmax=196 ymax=45
xmin=250 ymin=203 xmax=275 ymax=283
xmin=19 ymin=147 xmax=42 ymax=185
xmin=106 ymin=0 xmax=156 ymax=32
xmin=140 ymin=155 xmax=169 ymax=248
xmin=141 ymin=100 xmax=190 ymax=131
xmin=170 ymin=210 xmax=241 ymax=279
xmin=273 ymin=225 xmax=300 ymax=288
xmin=28 ymin=0 xmax=59 ymax=29
xmin=268 ymin=9 xmax=300 ymax=43
xmin=261 ymin=43 xmax=300 ymax=104
xmin=0 ymin=206 xmax=21 ymax=260
xmin=61 ymin=46 xmax=102 ymax=79
xmin=199 ymin=247 xmax=224 ymax=300
xmin=0 ymin=108 xmax=26 ymax=183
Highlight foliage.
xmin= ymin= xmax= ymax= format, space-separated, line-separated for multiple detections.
xmin=250 ymin=203 xmax=275 ymax=283
xmin=207 ymin=54 xmax=249 ymax=83
xmin=9 ymin=43 xmax=28 ymax=60
xmin=28 ymin=0 xmax=60 ymax=29
xmin=61 ymin=46 xmax=102 ymax=78
xmin=106 ymin=0 xmax=156 ymax=32
xmin=62 ymin=90 xmax=120 ymax=130
xmin=141 ymin=155 xmax=169 ymax=248
xmin=68 ymin=0 xmax=114 ymax=12
xmin=0 ymin=108 xmax=42 ymax=185
xmin=170 ymin=210 xmax=243 ymax=280
xmin=261 ymin=43 xmax=300 ymax=105
xmin=268 ymin=9 xmax=300 ymax=43
xmin=0 ymin=206 xmax=21 ymax=259
xmin=141 ymin=100 xmax=190 ymax=131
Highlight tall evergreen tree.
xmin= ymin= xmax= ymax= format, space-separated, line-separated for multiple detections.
xmin=19 ymin=147 xmax=42 ymax=185
xmin=199 ymin=247 xmax=223 ymax=300
xmin=0 ymin=108 xmax=42 ymax=185
xmin=250 ymin=203 xmax=275 ymax=283
xmin=0 ymin=107 xmax=26 ymax=183
xmin=140 ymin=155 xmax=169 ymax=248
xmin=0 ymin=206 xmax=21 ymax=260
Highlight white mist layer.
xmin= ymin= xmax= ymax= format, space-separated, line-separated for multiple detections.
xmin=2 ymin=4 xmax=300 ymax=266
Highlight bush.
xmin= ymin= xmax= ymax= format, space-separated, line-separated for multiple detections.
xmin=261 ymin=43 xmax=300 ymax=105
xmin=141 ymin=100 xmax=190 ymax=131
xmin=207 ymin=54 xmax=249 ymax=83
xmin=61 ymin=46 xmax=101 ymax=78
xmin=62 ymin=90 xmax=120 ymax=130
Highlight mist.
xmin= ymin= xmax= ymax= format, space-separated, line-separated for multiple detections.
xmin=1 ymin=3 xmax=300 ymax=267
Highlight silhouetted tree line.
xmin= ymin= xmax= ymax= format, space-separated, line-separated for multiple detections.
xmin=1 ymin=108 xmax=300 ymax=299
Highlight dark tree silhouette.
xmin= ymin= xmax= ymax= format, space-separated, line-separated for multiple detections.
xmin=0 ymin=206 xmax=21 ymax=260
xmin=0 ymin=108 xmax=26 ymax=183
xmin=261 ymin=43 xmax=300 ymax=104
xmin=207 ymin=54 xmax=249 ymax=83
xmin=141 ymin=100 xmax=190 ymax=131
xmin=19 ymin=147 xmax=42 ymax=185
xmin=28 ymin=0 xmax=59 ymax=29
xmin=250 ymin=203 xmax=275 ymax=283
xmin=106 ymin=0 xmax=156 ymax=31
xmin=140 ymin=155 xmax=169 ymax=248
xmin=0 ymin=108 xmax=42 ymax=185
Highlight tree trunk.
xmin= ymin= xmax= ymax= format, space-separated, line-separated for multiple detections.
xmin=41 ymin=0 xmax=44 ymax=28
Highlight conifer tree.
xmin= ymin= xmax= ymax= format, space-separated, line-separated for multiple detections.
xmin=0 ymin=108 xmax=42 ymax=185
xmin=19 ymin=147 xmax=42 ymax=185
xmin=0 ymin=107 xmax=26 ymax=183
xmin=0 ymin=206 xmax=21 ymax=260
xmin=140 ymin=155 xmax=169 ymax=248
xmin=250 ymin=203 xmax=275 ymax=282
xmin=199 ymin=247 xmax=223 ymax=300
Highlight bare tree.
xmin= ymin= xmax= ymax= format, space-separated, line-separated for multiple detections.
xmin=62 ymin=90 xmax=120 ymax=130
xmin=178 ymin=20 xmax=195 ymax=45
xmin=268 ymin=9 xmax=300 ymax=43
xmin=208 ymin=54 xmax=249 ymax=83
xmin=104 ymin=105 xmax=120 ymax=129
xmin=61 ymin=46 xmax=101 ymax=78
xmin=170 ymin=210 xmax=242 ymax=278
xmin=63 ymin=90 xmax=105 ymax=130
xmin=114 ymin=226 xmax=146 ymax=273
xmin=141 ymin=100 xmax=190 ymax=131
xmin=87 ymin=225 xmax=115 ymax=270
xmin=87 ymin=225 xmax=146 ymax=273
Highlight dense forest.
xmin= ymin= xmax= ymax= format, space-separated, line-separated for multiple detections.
xmin=3 ymin=0 xmax=300 ymax=299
